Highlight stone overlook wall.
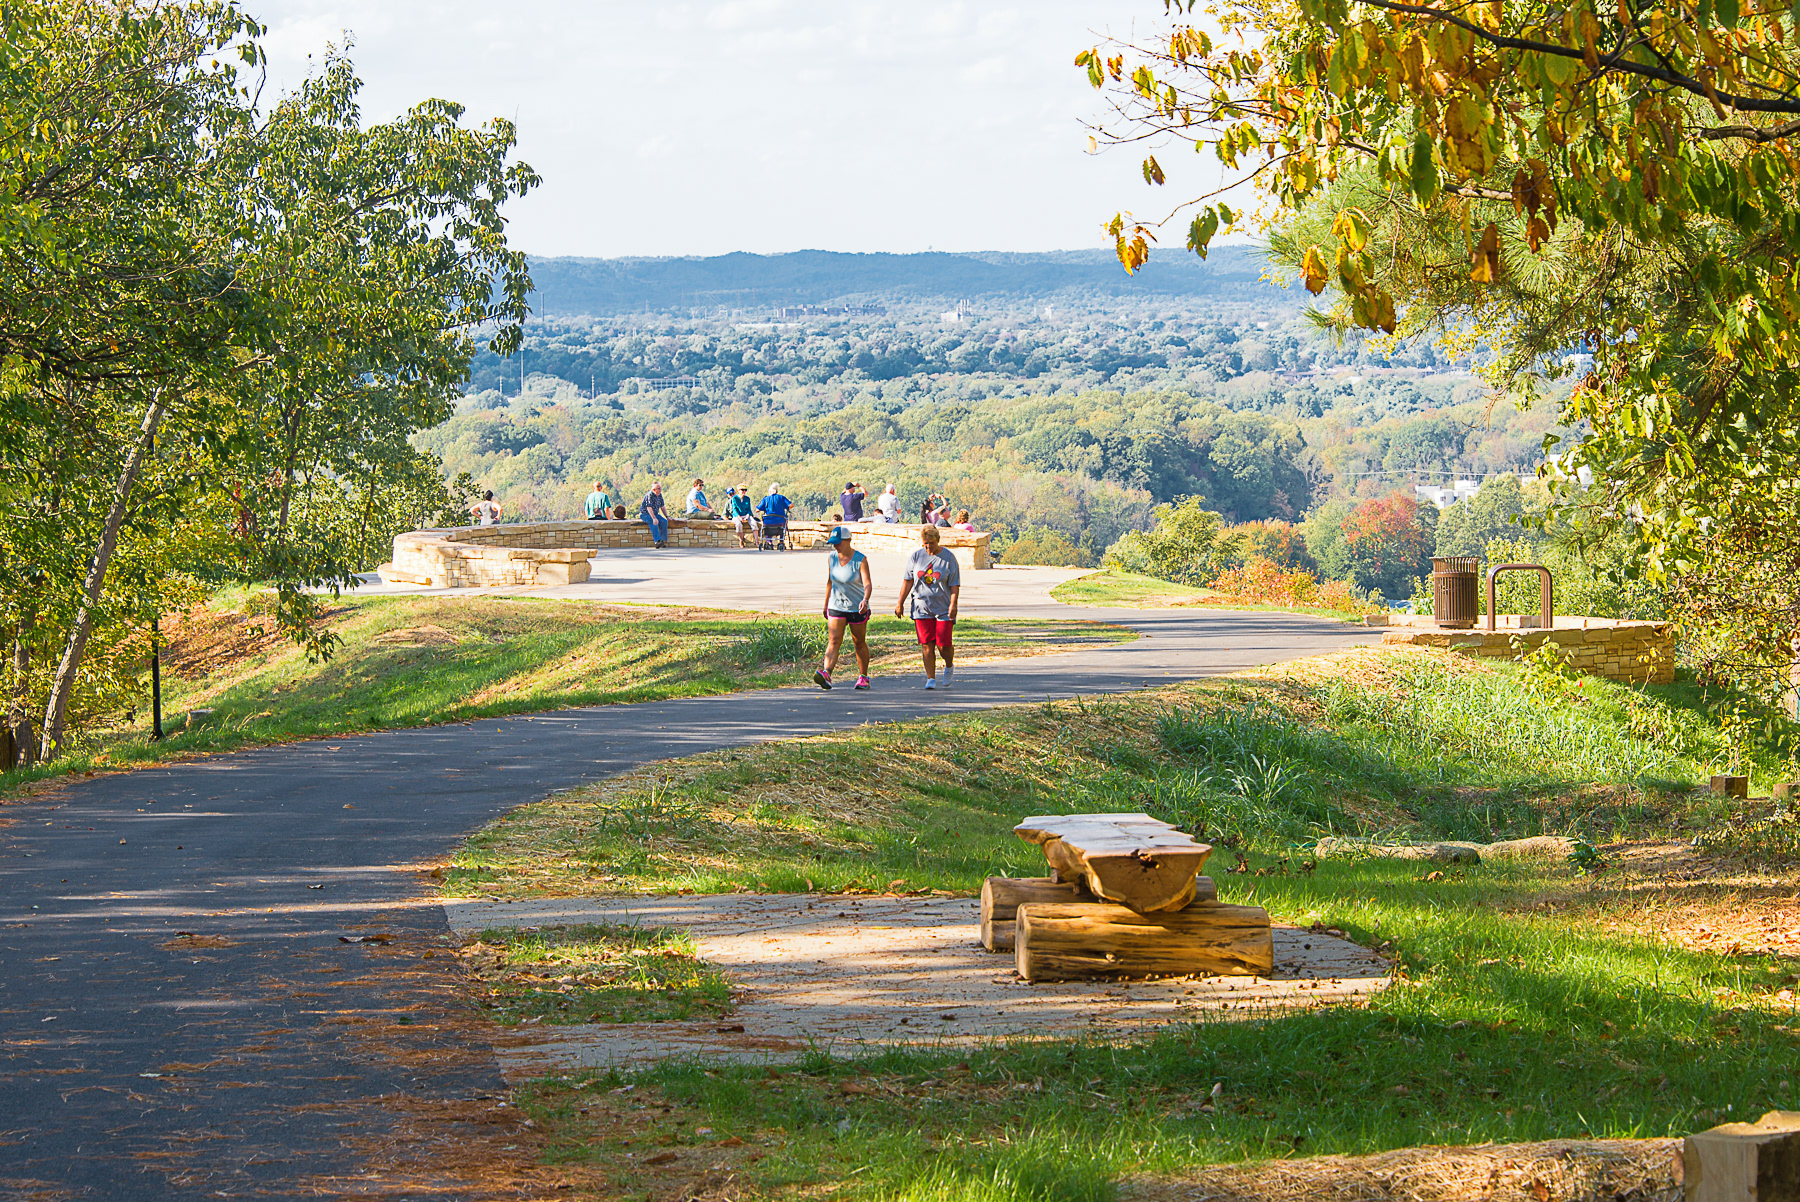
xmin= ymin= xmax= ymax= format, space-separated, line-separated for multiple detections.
xmin=1377 ymin=615 xmax=1674 ymax=685
xmin=379 ymin=520 xmax=991 ymax=589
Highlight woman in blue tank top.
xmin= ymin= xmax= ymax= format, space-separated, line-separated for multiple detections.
xmin=815 ymin=526 xmax=874 ymax=690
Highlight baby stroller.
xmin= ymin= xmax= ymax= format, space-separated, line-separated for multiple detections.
xmin=757 ymin=519 xmax=788 ymax=552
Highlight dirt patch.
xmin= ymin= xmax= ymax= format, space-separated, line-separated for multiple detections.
xmin=1123 ymin=1137 xmax=1681 ymax=1202
xmin=445 ymin=894 xmax=1391 ymax=1073
xmin=158 ymin=604 xmax=304 ymax=680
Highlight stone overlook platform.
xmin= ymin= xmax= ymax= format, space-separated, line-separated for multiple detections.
xmin=1372 ymin=613 xmax=1674 ymax=684
xmin=379 ymin=520 xmax=994 ymax=589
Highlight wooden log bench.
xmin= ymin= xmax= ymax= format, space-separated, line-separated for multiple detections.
xmin=991 ymin=812 xmax=1273 ymax=983
xmin=980 ymin=875 xmax=1217 ymax=951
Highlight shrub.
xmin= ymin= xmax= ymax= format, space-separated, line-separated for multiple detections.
xmin=1231 ymin=519 xmax=1316 ymax=571
xmin=1208 ymin=556 xmax=1370 ymax=613
xmin=1000 ymin=527 xmax=1088 ymax=567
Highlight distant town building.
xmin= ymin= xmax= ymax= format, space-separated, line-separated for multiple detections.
xmin=1414 ymin=473 xmax=1529 ymax=509
xmin=624 ymin=375 xmax=705 ymax=391
xmin=771 ymin=304 xmax=885 ymax=319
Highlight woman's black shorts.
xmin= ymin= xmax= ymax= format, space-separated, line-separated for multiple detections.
xmin=826 ymin=609 xmax=869 ymax=624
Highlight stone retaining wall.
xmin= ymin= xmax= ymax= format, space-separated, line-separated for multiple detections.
xmin=1377 ymin=616 xmax=1675 ymax=685
xmin=379 ymin=520 xmax=990 ymax=589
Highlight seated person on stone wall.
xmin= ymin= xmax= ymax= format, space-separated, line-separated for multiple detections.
xmin=585 ymin=481 xmax=612 ymax=520
xmin=640 ymin=481 xmax=670 ymax=549
xmin=725 ymin=485 xmax=757 ymax=548
xmin=612 ymin=504 xmax=627 ymax=520
xmin=876 ymin=483 xmax=900 ymax=523
xmin=685 ymin=477 xmax=716 ymax=518
xmin=952 ymin=508 xmax=976 ymax=532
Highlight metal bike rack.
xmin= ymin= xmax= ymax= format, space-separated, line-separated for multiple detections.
xmin=1486 ymin=563 xmax=1553 ymax=632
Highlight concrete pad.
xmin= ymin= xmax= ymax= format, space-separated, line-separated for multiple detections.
xmin=447 ymin=893 xmax=1391 ymax=1073
xmin=354 ymin=547 xmax=1094 ymax=619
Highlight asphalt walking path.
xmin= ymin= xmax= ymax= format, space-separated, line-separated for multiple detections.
xmin=0 ymin=563 xmax=1381 ymax=1197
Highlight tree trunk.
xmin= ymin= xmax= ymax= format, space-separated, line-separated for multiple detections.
xmin=40 ymin=398 xmax=165 ymax=759
xmin=6 ymin=615 xmax=35 ymax=769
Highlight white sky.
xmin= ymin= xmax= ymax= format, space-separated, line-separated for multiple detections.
xmin=252 ymin=2 xmax=1230 ymax=259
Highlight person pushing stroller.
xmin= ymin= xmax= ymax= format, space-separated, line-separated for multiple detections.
xmin=755 ymin=484 xmax=792 ymax=551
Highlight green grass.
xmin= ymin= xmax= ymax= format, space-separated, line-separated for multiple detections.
xmin=0 ymin=595 xmax=1130 ymax=796
xmin=456 ymin=644 xmax=1800 ymax=1200
xmin=449 ymin=647 xmax=1780 ymax=900
xmin=461 ymin=923 xmax=733 ymax=1025
xmin=520 ymin=853 xmax=1796 ymax=1201
xmin=1050 ymin=569 xmax=1216 ymax=608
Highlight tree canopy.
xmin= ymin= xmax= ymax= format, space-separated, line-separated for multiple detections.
xmin=1078 ymin=0 xmax=1800 ymax=556
xmin=1080 ymin=0 xmax=1800 ymax=695
xmin=1 ymin=1 xmax=535 ymax=762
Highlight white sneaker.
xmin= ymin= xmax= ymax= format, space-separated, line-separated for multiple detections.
xmin=941 ymin=664 xmax=953 ymax=688
xmin=924 ymin=678 xmax=937 ymax=690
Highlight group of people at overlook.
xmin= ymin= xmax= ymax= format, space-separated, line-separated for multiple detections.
xmin=464 ymin=479 xmax=972 ymax=692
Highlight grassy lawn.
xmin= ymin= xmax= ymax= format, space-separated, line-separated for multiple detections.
xmin=446 ymin=645 xmax=1800 ymax=1200
xmin=0 ymin=594 xmax=1130 ymax=795
xmin=1052 ymin=569 xmax=1369 ymax=622
xmin=1050 ymin=569 xmax=1218 ymax=608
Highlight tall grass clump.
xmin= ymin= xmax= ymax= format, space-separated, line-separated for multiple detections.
xmin=732 ymin=615 xmax=828 ymax=669
xmin=1317 ymin=660 xmax=1688 ymax=785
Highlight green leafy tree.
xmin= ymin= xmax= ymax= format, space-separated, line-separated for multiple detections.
xmin=999 ymin=527 xmax=1089 ymax=567
xmin=1104 ymin=497 xmax=1242 ymax=585
xmin=2 ymin=7 xmax=535 ymax=762
xmin=1435 ymin=475 xmax=1540 ymax=557
xmin=1075 ymin=0 xmax=1800 ymax=670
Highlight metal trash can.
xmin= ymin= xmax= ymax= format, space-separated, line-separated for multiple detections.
xmin=1432 ymin=556 xmax=1480 ymax=629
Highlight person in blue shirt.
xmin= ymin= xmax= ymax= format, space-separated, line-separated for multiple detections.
xmin=725 ymin=485 xmax=757 ymax=547
xmin=755 ymin=484 xmax=791 ymax=551
xmin=639 ymin=481 xmax=670 ymax=548
xmin=814 ymin=526 xmax=873 ymax=690
xmin=685 ymin=477 xmax=715 ymax=518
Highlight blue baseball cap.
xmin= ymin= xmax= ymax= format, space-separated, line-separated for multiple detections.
xmin=825 ymin=526 xmax=852 ymax=545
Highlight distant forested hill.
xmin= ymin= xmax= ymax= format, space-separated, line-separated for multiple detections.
xmin=526 ymin=247 xmax=1276 ymax=315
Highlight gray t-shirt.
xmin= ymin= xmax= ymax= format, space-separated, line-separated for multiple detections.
xmin=904 ymin=547 xmax=960 ymax=619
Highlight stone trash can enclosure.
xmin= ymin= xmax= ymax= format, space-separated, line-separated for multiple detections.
xmin=378 ymin=520 xmax=994 ymax=590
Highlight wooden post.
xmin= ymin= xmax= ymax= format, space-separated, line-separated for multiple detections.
xmin=1014 ymin=900 xmax=1273 ymax=982
xmin=981 ymin=875 xmax=1216 ymax=951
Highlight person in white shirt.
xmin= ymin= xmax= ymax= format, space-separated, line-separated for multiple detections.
xmin=875 ymin=483 xmax=900 ymax=523
xmin=469 ymin=490 xmax=501 ymax=526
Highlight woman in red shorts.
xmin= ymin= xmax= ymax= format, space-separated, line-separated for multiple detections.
xmin=893 ymin=525 xmax=960 ymax=689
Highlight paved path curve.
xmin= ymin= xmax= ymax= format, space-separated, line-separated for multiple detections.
xmin=0 ymin=576 xmax=1380 ymax=1197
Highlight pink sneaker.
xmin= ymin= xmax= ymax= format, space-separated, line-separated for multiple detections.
xmin=813 ymin=667 xmax=832 ymax=690
xmin=854 ymin=675 xmax=871 ymax=690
